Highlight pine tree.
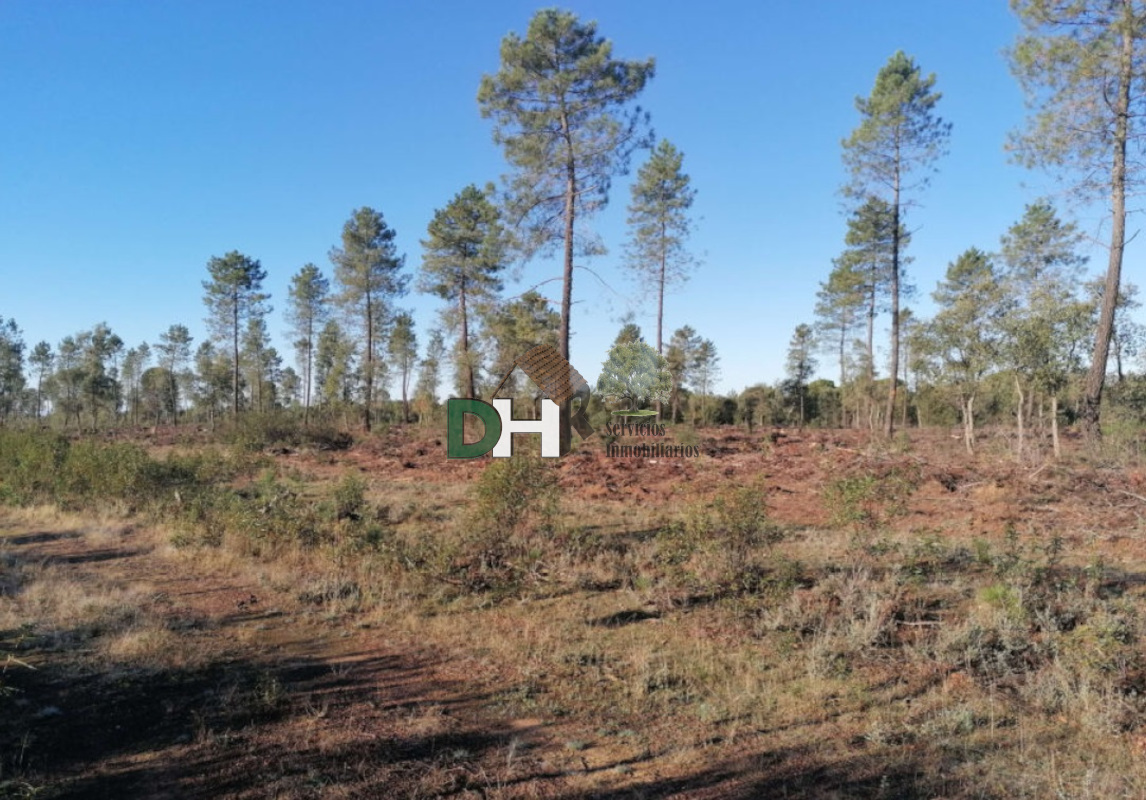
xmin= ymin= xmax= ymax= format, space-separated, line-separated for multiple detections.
xmin=315 ymin=319 xmax=355 ymax=407
xmin=0 ymin=318 xmax=26 ymax=424
xmin=624 ymin=139 xmax=697 ymax=356
xmin=121 ymin=343 xmax=150 ymax=426
xmin=692 ymin=339 xmax=720 ymax=427
xmin=286 ymin=263 xmax=330 ymax=425
xmin=814 ymin=259 xmax=866 ymax=426
xmin=279 ymin=366 xmax=301 ymax=408
xmin=785 ymin=324 xmax=817 ymax=428
xmin=998 ymin=201 xmax=1088 ymax=458
xmin=77 ymin=323 xmax=123 ymax=429
xmin=843 ymin=51 xmax=950 ymax=438
xmin=155 ymin=324 xmax=193 ymax=424
xmin=202 ymin=251 xmax=270 ymax=416
xmin=844 ymin=196 xmax=908 ymax=387
xmin=414 ymin=329 xmax=446 ymax=424
xmin=815 ymin=259 xmax=865 ymax=388
xmin=483 ymin=290 xmax=560 ymax=409
xmin=193 ymin=341 xmax=231 ymax=428
xmin=28 ymin=340 xmax=54 ymax=422
xmin=388 ymin=312 xmax=417 ymax=423
xmin=613 ymin=322 xmax=643 ymax=348
xmin=1010 ymin=0 xmax=1146 ymax=439
xmin=931 ymin=248 xmax=1007 ymax=454
xmin=596 ymin=340 xmax=671 ymax=413
xmin=53 ymin=336 xmax=83 ymax=429
xmin=419 ymin=185 xmax=507 ymax=400
xmin=141 ymin=366 xmax=176 ymax=425
xmin=479 ymin=8 xmax=654 ymax=452
xmin=665 ymin=326 xmax=700 ymax=424
xmin=242 ymin=317 xmax=280 ymax=413
xmin=330 ymin=207 xmax=407 ymax=431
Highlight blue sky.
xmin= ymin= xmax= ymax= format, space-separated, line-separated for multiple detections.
xmin=0 ymin=1 xmax=1132 ymax=396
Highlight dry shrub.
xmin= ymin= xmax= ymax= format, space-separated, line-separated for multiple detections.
xmin=451 ymin=455 xmax=560 ymax=595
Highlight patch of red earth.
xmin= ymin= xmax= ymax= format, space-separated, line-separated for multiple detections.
xmin=0 ymin=521 xmax=594 ymax=798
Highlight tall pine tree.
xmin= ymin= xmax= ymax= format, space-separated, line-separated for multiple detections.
xmin=286 ymin=263 xmax=330 ymax=425
xmin=624 ymin=139 xmax=697 ymax=356
xmin=843 ymin=51 xmax=949 ymax=438
xmin=330 ymin=208 xmax=407 ymax=431
xmin=202 ymin=251 xmax=270 ymax=416
xmin=418 ymin=185 xmax=507 ymax=400
xmin=1009 ymin=0 xmax=1146 ymax=440
xmin=479 ymin=8 xmax=654 ymax=452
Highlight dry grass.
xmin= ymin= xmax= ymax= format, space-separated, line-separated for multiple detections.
xmin=1 ymin=513 xmax=207 ymax=674
xmin=5 ymin=428 xmax=1146 ymax=797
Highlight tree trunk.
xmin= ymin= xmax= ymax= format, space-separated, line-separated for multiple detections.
xmin=900 ymin=335 xmax=909 ymax=428
xmin=656 ymin=226 xmax=666 ymax=423
xmin=884 ymin=168 xmax=901 ymax=439
xmin=402 ymin=363 xmax=410 ymax=424
xmin=559 ymin=146 xmax=576 ymax=455
xmin=866 ymin=280 xmax=876 ymax=429
xmin=303 ymin=318 xmax=313 ymax=427
xmin=232 ymin=294 xmax=240 ymax=417
xmin=1115 ymin=331 xmax=1125 ymax=383
xmin=364 ymin=290 xmax=374 ymax=432
xmin=1082 ymin=11 xmax=1132 ymax=441
xmin=459 ymin=280 xmax=475 ymax=400
xmin=962 ymin=394 xmax=975 ymax=455
xmin=1015 ymin=376 xmax=1025 ymax=462
xmin=838 ymin=326 xmax=847 ymax=427
xmin=1051 ymin=393 xmax=1061 ymax=460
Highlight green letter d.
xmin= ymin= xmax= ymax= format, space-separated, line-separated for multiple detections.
xmin=447 ymin=398 xmax=503 ymax=458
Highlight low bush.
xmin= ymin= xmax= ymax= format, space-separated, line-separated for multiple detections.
xmin=222 ymin=413 xmax=352 ymax=453
xmin=822 ymin=464 xmax=920 ymax=534
xmin=453 ymin=455 xmax=559 ymax=594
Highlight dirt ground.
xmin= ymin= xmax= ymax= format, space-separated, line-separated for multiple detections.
xmin=4 ymin=425 xmax=1146 ymax=798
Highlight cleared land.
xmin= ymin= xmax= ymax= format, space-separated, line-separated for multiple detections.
xmin=2 ymin=425 xmax=1146 ymax=798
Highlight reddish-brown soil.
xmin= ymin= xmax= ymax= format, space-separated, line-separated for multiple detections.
xmin=4 ymin=425 xmax=1146 ymax=798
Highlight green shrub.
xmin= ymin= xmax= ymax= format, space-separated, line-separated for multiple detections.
xmin=655 ymin=503 xmax=710 ymax=568
xmin=330 ymin=473 xmax=368 ymax=521
xmin=0 ymin=429 xmax=69 ymax=504
xmin=822 ymin=465 xmax=919 ymax=533
xmin=457 ymin=455 xmax=560 ymax=593
xmin=223 ymin=413 xmax=352 ymax=453
xmin=470 ymin=455 xmax=558 ymax=538
xmin=712 ymin=484 xmax=778 ymax=574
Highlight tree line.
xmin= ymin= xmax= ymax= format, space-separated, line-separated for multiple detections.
xmin=786 ymin=1 xmax=1146 ymax=450
xmin=2 ymin=3 xmax=1144 ymax=449
xmin=0 ymin=9 xmax=704 ymax=436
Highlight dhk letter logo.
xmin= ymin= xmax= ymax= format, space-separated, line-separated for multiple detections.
xmin=445 ymin=344 xmax=595 ymax=459
xmin=447 ymin=398 xmax=561 ymax=458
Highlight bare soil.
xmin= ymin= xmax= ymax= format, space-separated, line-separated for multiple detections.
xmin=4 ymin=425 xmax=1146 ymax=798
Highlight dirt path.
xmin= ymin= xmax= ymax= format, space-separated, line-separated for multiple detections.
xmin=0 ymin=512 xmax=586 ymax=799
